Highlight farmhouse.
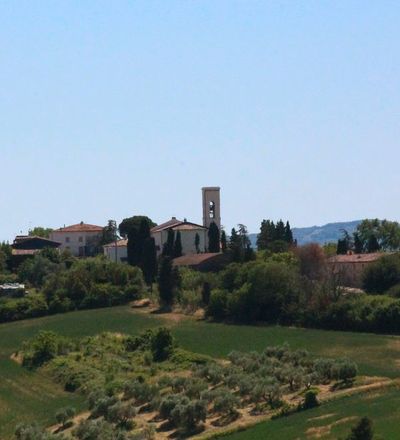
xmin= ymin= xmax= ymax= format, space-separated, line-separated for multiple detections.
xmin=50 ymin=222 xmax=103 ymax=257
xmin=327 ymin=252 xmax=385 ymax=287
xmin=103 ymin=239 xmax=128 ymax=263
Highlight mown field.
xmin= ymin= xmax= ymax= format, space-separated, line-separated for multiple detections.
xmin=1 ymin=305 xmax=400 ymax=439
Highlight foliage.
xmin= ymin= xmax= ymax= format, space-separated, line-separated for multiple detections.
xmin=141 ymin=237 xmax=158 ymax=287
xmin=302 ymin=390 xmax=319 ymax=409
xmin=362 ymin=253 xmax=400 ymax=293
xmin=158 ymin=257 xmax=175 ymax=309
xmin=346 ymin=416 xmax=374 ymax=440
xmin=151 ymin=327 xmax=175 ymax=362
xmin=257 ymin=219 xmax=294 ymax=251
xmin=208 ymin=222 xmax=221 ymax=253
xmin=15 ymin=423 xmax=64 ymax=440
xmin=22 ymin=331 xmax=73 ymax=368
xmin=55 ymin=407 xmax=76 ymax=428
xmin=28 ymin=227 xmax=54 ymax=238
xmin=173 ymin=231 xmax=183 ymax=258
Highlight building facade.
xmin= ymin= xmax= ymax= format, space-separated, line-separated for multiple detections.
xmin=103 ymin=239 xmax=128 ymax=263
xmin=50 ymin=222 xmax=103 ymax=257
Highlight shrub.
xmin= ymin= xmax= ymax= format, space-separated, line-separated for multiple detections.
xmin=302 ymin=390 xmax=319 ymax=409
xmin=151 ymin=327 xmax=174 ymax=362
xmin=363 ymin=253 xmax=400 ymax=293
xmin=171 ymin=399 xmax=207 ymax=432
xmin=55 ymin=407 xmax=76 ymax=429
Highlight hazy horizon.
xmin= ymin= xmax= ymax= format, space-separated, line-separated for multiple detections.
xmin=1 ymin=1 xmax=399 ymax=242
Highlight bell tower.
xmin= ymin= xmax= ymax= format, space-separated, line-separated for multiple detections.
xmin=202 ymin=187 xmax=221 ymax=230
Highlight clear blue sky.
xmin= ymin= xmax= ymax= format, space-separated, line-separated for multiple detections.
xmin=1 ymin=1 xmax=399 ymax=242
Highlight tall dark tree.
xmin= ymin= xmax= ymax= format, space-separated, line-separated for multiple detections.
xmin=173 ymin=231 xmax=183 ymax=258
xmin=257 ymin=220 xmax=275 ymax=250
xmin=194 ymin=233 xmax=200 ymax=254
xmin=127 ymin=228 xmax=139 ymax=266
xmin=284 ymin=221 xmax=294 ymax=244
xmin=127 ymin=218 xmax=151 ymax=267
xmin=367 ymin=234 xmax=380 ymax=253
xmin=354 ymin=233 xmax=364 ymax=254
xmin=229 ymin=228 xmax=241 ymax=262
xmin=220 ymin=230 xmax=227 ymax=253
xmin=275 ymin=220 xmax=286 ymax=241
xmin=141 ymin=237 xmax=158 ymax=289
xmin=162 ymin=229 xmax=175 ymax=257
xmin=158 ymin=257 xmax=175 ymax=309
xmin=336 ymin=239 xmax=348 ymax=255
xmin=208 ymin=222 xmax=220 ymax=253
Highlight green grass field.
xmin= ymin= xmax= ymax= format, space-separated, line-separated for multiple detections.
xmin=1 ymin=306 xmax=400 ymax=438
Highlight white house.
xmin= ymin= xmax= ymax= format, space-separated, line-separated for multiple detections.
xmin=50 ymin=222 xmax=103 ymax=257
xmin=103 ymin=239 xmax=128 ymax=263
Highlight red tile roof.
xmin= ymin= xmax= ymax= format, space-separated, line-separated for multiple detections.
xmin=53 ymin=222 xmax=103 ymax=233
xmin=151 ymin=218 xmax=206 ymax=233
xmin=103 ymin=239 xmax=128 ymax=248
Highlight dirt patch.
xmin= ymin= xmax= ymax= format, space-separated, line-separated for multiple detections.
xmin=10 ymin=353 xmax=23 ymax=365
xmin=308 ymin=413 xmax=336 ymax=422
xmin=306 ymin=416 xmax=358 ymax=438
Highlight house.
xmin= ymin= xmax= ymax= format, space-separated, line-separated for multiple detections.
xmin=11 ymin=235 xmax=61 ymax=264
xmin=327 ymin=252 xmax=386 ymax=288
xmin=151 ymin=218 xmax=208 ymax=256
xmin=50 ymin=222 xmax=103 ymax=257
xmin=103 ymin=239 xmax=128 ymax=263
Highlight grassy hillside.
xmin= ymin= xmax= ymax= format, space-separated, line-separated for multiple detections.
xmin=1 ymin=306 xmax=400 ymax=438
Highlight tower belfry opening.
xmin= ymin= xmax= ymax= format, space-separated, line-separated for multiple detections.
xmin=202 ymin=187 xmax=221 ymax=231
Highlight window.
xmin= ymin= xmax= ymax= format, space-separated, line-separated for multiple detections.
xmin=209 ymin=201 xmax=215 ymax=219
xmin=65 ymin=237 xmax=70 ymax=243
xmin=79 ymin=236 xmax=83 ymax=242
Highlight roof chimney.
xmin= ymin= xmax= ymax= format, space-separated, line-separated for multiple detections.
xmin=172 ymin=217 xmax=176 ymax=220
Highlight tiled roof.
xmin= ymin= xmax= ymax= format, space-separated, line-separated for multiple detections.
xmin=103 ymin=239 xmax=128 ymax=248
xmin=327 ymin=253 xmax=387 ymax=264
xmin=173 ymin=253 xmax=222 ymax=266
xmin=53 ymin=222 xmax=103 ymax=233
xmin=151 ymin=218 xmax=206 ymax=233
xmin=13 ymin=236 xmax=61 ymax=245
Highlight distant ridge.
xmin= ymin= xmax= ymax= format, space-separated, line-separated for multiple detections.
xmin=249 ymin=220 xmax=362 ymax=247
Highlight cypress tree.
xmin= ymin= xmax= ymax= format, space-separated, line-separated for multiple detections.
xmin=229 ymin=228 xmax=242 ymax=262
xmin=208 ymin=222 xmax=220 ymax=253
xmin=173 ymin=231 xmax=183 ymax=258
xmin=162 ymin=229 xmax=175 ymax=257
xmin=141 ymin=237 xmax=158 ymax=289
xmin=195 ymin=233 xmax=200 ymax=253
xmin=158 ymin=257 xmax=174 ymax=309
xmin=221 ymin=230 xmax=227 ymax=253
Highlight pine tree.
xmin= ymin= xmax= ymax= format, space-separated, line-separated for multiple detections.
xmin=158 ymin=257 xmax=174 ymax=309
xmin=141 ymin=237 xmax=158 ymax=289
xmin=221 ymin=230 xmax=227 ymax=253
xmin=173 ymin=231 xmax=183 ymax=258
xmin=208 ymin=222 xmax=220 ymax=253
xmin=195 ymin=233 xmax=200 ymax=253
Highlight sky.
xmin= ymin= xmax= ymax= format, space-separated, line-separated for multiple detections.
xmin=1 ymin=1 xmax=399 ymax=242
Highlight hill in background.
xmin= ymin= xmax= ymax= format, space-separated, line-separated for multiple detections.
xmin=249 ymin=220 xmax=362 ymax=247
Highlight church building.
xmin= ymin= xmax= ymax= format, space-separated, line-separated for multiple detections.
xmin=152 ymin=187 xmax=221 ymax=256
